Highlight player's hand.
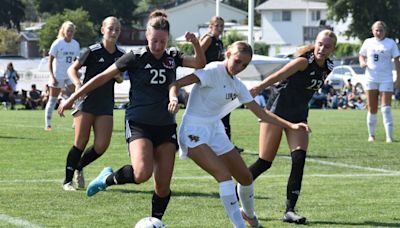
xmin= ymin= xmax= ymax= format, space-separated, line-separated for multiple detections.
xmin=185 ymin=32 xmax=198 ymax=44
xmin=114 ymin=73 xmax=124 ymax=84
xmin=58 ymin=98 xmax=74 ymax=117
xmin=168 ymin=98 xmax=179 ymax=114
xmin=250 ymin=86 xmax=260 ymax=97
xmin=50 ymin=77 xmax=58 ymax=87
xmin=291 ymin=123 xmax=311 ymax=133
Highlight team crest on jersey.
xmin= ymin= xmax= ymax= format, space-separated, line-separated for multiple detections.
xmin=163 ymin=57 xmax=176 ymax=69
xmin=188 ymin=134 xmax=200 ymax=142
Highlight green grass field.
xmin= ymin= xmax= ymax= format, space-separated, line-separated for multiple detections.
xmin=0 ymin=108 xmax=399 ymax=228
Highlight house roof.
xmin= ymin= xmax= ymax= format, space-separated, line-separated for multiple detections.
xmin=256 ymin=0 xmax=327 ymax=10
xmin=167 ymin=0 xmax=247 ymax=16
xmin=19 ymin=31 xmax=39 ymax=41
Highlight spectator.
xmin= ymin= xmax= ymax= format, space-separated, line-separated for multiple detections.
xmin=0 ymin=77 xmax=16 ymax=109
xmin=4 ymin=62 xmax=19 ymax=95
xmin=26 ymin=84 xmax=42 ymax=109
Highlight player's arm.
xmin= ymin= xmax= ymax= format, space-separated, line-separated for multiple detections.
xmin=245 ymin=100 xmax=310 ymax=132
xmin=359 ymin=54 xmax=367 ymax=68
xmin=250 ymin=58 xmax=308 ymax=97
xmin=168 ymin=74 xmax=199 ymax=113
xmin=182 ymin=32 xmax=206 ymax=69
xmin=199 ymin=35 xmax=212 ymax=53
xmin=394 ymin=56 xmax=400 ymax=89
xmin=68 ymin=60 xmax=83 ymax=91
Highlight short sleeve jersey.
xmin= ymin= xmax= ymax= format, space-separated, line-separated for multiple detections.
xmin=78 ymin=43 xmax=125 ymax=115
xmin=202 ymin=34 xmax=224 ymax=63
xmin=115 ymin=47 xmax=184 ymax=125
xmin=359 ymin=37 xmax=399 ymax=82
xmin=49 ymin=38 xmax=80 ymax=79
xmin=269 ymin=51 xmax=333 ymax=123
xmin=184 ymin=61 xmax=253 ymax=123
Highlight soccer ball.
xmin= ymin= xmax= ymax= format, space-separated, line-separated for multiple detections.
xmin=134 ymin=217 xmax=166 ymax=228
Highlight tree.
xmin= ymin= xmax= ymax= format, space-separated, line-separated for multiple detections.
xmin=327 ymin=0 xmax=400 ymax=41
xmin=39 ymin=8 xmax=96 ymax=51
xmin=0 ymin=27 xmax=19 ymax=54
xmin=0 ymin=0 xmax=25 ymax=31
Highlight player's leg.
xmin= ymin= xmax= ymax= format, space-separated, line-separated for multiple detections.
xmin=188 ymin=145 xmax=246 ymax=228
xmin=248 ymin=122 xmax=283 ymax=181
xmin=152 ymin=141 xmax=176 ymax=220
xmin=62 ymin=111 xmax=93 ymax=190
xmin=365 ymin=84 xmax=379 ymax=141
xmin=44 ymin=86 xmax=61 ymax=130
xmin=282 ymin=128 xmax=308 ymax=224
xmin=380 ymin=83 xmax=394 ymax=142
xmin=221 ymin=150 xmax=259 ymax=227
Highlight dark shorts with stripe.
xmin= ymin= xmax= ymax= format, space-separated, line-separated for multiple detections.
xmin=125 ymin=120 xmax=178 ymax=150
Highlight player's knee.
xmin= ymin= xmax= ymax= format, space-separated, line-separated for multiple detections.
xmin=237 ymin=169 xmax=253 ymax=186
xmin=134 ymin=169 xmax=153 ymax=183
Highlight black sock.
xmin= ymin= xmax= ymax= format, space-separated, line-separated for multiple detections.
xmin=64 ymin=146 xmax=83 ymax=184
xmin=105 ymin=165 xmax=137 ymax=186
xmin=286 ymin=150 xmax=306 ymax=212
xmin=249 ymin=157 xmax=272 ymax=180
xmin=152 ymin=191 xmax=171 ymax=220
xmin=76 ymin=146 xmax=101 ymax=171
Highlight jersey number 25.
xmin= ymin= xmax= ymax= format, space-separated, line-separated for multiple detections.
xmin=150 ymin=69 xmax=166 ymax=84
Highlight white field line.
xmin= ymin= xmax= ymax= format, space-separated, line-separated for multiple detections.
xmin=0 ymin=214 xmax=44 ymax=228
xmin=246 ymin=150 xmax=400 ymax=174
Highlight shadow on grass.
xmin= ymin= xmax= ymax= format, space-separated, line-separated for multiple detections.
xmin=107 ymin=188 xmax=271 ymax=200
xmin=309 ymin=220 xmax=400 ymax=227
xmin=0 ymin=135 xmax=38 ymax=140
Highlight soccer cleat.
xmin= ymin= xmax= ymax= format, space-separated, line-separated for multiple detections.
xmin=86 ymin=167 xmax=113 ymax=197
xmin=44 ymin=126 xmax=52 ymax=131
xmin=74 ymin=170 xmax=85 ymax=189
xmin=386 ymin=137 xmax=393 ymax=143
xmin=62 ymin=182 xmax=76 ymax=191
xmin=283 ymin=211 xmax=306 ymax=224
xmin=240 ymin=208 xmax=260 ymax=228
xmin=368 ymin=135 xmax=375 ymax=142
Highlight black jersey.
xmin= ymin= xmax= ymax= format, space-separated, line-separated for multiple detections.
xmin=268 ymin=51 xmax=333 ymax=122
xmin=202 ymin=34 xmax=224 ymax=63
xmin=115 ymin=47 xmax=184 ymax=126
xmin=78 ymin=43 xmax=125 ymax=115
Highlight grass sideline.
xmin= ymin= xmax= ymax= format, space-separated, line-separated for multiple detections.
xmin=0 ymin=108 xmax=399 ymax=227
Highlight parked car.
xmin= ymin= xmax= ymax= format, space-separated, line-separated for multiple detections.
xmin=326 ymin=65 xmax=366 ymax=94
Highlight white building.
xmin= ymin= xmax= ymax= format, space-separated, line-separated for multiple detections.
xmin=166 ymin=0 xmax=247 ymax=40
xmin=256 ymin=0 xmax=359 ymax=56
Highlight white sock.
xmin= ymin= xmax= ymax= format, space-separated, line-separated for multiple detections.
xmin=381 ymin=106 xmax=393 ymax=139
xmin=219 ymin=180 xmax=245 ymax=228
xmin=45 ymin=96 xmax=58 ymax=128
xmin=367 ymin=112 xmax=377 ymax=137
xmin=237 ymin=183 xmax=255 ymax=218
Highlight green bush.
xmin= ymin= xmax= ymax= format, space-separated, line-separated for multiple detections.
xmin=222 ymin=30 xmax=246 ymax=47
xmin=253 ymin=42 xmax=270 ymax=56
xmin=176 ymin=42 xmax=194 ymax=55
xmin=335 ymin=43 xmax=361 ymax=58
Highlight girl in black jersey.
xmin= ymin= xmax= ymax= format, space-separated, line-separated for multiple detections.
xmin=58 ymin=10 xmax=206 ymax=221
xmin=248 ymin=29 xmax=337 ymax=224
xmin=60 ymin=17 xmax=124 ymax=191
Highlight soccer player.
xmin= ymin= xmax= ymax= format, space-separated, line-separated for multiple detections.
xmin=247 ymin=29 xmax=336 ymax=224
xmin=60 ymin=17 xmax=125 ymax=191
xmin=200 ymin=16 xmax=243 ymax=152
xmin=359 ymin=21 xmax=400 ymax=143
xmin=58 ymin=10 xmax=206 ymax=220
xmin=168 ymin=41 xmax=310 ymax=228
xmin=45 ymin=21 xmax=80 ymax=131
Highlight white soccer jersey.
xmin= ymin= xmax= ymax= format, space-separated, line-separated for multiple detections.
xmin=49 ymin=38 xmax=80 ymax=79
xmin=183 ymin=61 xmax=253 ymax=123
xmin=359 ymin=37 xmax=399 ymax=83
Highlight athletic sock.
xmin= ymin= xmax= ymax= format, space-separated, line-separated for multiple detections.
xmin=381 ymin=106 xmax=393 ymax=140
xmin=286 ymin=150 xmax=306 ymax=212
xmin=76 ymin=146 xmax=101 ymax=171
xmin=151 ymin=191 xmax=171 ymax=220
xmin=64 ymin=146 xmax=83 ymax=184
xmin=45 ymin=96 xmax=57 ymax=128
xmin=237 ymin=182 xmax=255 ymax=218
xmin=219 ymin=180 xmax=246 ymax=228
xmin=249 ymin=157 xmax=272 ymax=180
xmin=105 ymin=165 xmax=136 ymax=186
xmin=367 ymin=112 xmax=377 ymax=137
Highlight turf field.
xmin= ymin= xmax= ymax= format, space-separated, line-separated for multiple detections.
xmin=0 ymin=108 xmax=399 ymax=227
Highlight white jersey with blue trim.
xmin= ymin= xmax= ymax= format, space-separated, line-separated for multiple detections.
xmin=49 ymin=38 xmax=80 ymax=79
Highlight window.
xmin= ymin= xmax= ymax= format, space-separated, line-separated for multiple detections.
xmin=311 ymin=10 xmax=321 ymax=21
xmin=272 ymin=10 xmax=291 ymax=22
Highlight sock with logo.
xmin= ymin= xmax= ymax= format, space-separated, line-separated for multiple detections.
xmin=64 ymin=146 xmax=83 ymax=184
xmin=45 ymin=96 xmax=58 ymax=128
xmin=381 ymin=106 xmax=393 ymax=140
xmin=286 ymin=150 xmax=306 ymax=212
xmin=76 ymin=146 xmax=101 ymax=171
xmin=219 ymin=180 xmax=245 ymax=227
xmin=105 ymin=165 xmax=137 ymax=186
xmin=367 ymin=112 xmax=377 ymax=138
xmin=237 ymin=182 xmax=255 ymax=218
xmin=151 ymin=191 xmax=171 ymax=220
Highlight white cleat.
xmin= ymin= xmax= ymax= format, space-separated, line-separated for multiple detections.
xmin=74 ymin=170 xmax=85 ymax=189
xmin=62 ymin=182 xmax=76 ymax=191
xmin=368 ymin=135 xmax=375 ymax=142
